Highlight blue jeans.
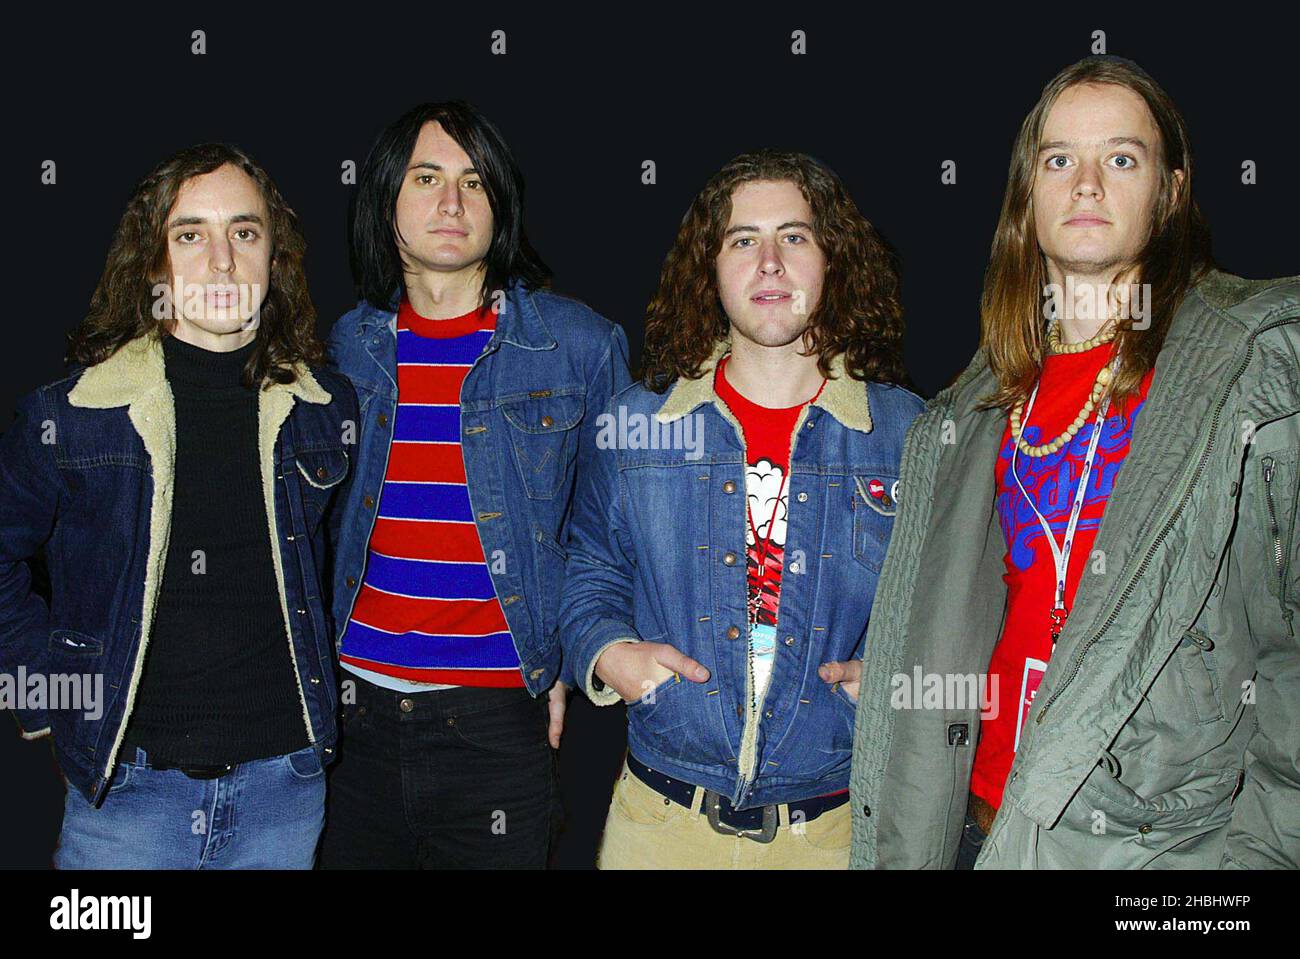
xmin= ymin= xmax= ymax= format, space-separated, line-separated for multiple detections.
xmin=955 ymin=811 xmax=988 ymax=870
xmin=55 ymin=746 xmax=326 ymax=869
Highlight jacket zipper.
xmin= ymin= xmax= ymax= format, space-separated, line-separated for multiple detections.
xmin=1036 ymin=317 xmax=1297 ymax=724
xmin=1261 ymin=456 xmax=1295 ymax=635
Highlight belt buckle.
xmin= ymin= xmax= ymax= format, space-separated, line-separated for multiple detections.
xmin=704 ymin=790 xmax=779 ymax=844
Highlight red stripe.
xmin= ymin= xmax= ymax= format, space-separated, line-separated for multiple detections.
xmin=383 ymin=442 xmax=467 ymax=484
xmin=368 ymin=517 xmax=486 ymax=563
xmin=396 ymin=364 xmax=472 ymax=404
xmin=341 ymin=655 xmax=524 ymax=688
xmin=351 ymin=583 xmax=510 ymax=635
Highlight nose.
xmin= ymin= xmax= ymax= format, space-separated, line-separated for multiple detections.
xmin=208 ymin=233 xmax=235 ymax=274
xmin=1071 ymin=157 xmax=1105 ymax=203
xmin=757 ymin=238 xmax=784 ymax=277
xmin=438 ymin=182 xmax=464 ymax=217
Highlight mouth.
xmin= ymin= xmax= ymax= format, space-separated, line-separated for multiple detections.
xmin=206 ymin=286 xmax=240 ymax=307
xmin=431 ymin=228 xmax=468 ymax=237
xmin=1064 ymin=215 xmax=1110 ymax=227
xmin=750 ymin=290 xmax=792 ymax=304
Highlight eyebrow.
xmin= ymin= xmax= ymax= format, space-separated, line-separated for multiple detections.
xmin=1038 ymin=136 xmax=1150 ymax=153
xmin=408 ymin=161 xmax=480 ymax=175
xmin=723 ymin=219 xmax=815 ymax=237
xmin=167 ymin=213 xmax=265 ymax=229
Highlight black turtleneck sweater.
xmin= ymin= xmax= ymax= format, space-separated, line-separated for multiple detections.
xmin=120 ymin=334 xmax=309 ymax=766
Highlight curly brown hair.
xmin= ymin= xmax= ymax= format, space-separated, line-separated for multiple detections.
xmin=640 ymin=149 xmax=908 ymax=393
xmin=66 ymin=143 xmax=323 ymax=387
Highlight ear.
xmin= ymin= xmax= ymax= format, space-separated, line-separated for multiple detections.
xmin=1169 ymin=168 xmax=1185 ymax=206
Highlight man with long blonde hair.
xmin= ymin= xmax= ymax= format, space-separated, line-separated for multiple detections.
xmin=849 ymin=56 xmax=1299 ymax=869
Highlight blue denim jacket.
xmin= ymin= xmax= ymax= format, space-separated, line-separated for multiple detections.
xmin=326 ymin=281 xmax=631 ymax=695
xmin=560 ymin=341 xmax=924 ymax=808
xmin=0 ymin=334 xmax=359 ymax=805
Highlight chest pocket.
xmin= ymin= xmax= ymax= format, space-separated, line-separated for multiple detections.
xmin=295 ymin=447 xmax=349 ymax=530
xmin=500 ymin=389 xmax=585 ymax=500
xmin=851 ymin=473 xmax=899 ymax=574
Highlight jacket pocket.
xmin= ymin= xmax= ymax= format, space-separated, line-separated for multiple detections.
xmin=851 ymin=473 xmax=898 ymax=574
xmin=48 ymin=629 xmax=103 ymax=656
xmin=1259 ymin=450 xmax=1297 ymax=619
xmin=1173 ymin=629 xmax=1225 ymax=725
xmin=500 ymin=390 xmax=585 ymax=500
xmin=295 ymin=447 xmax=350 ymax=530
xmin=531 ymin=524 xmax=569 ymax=643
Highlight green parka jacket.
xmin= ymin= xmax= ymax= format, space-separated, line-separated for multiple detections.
xmin=849 ymin=270 xmax=1299 ymax=868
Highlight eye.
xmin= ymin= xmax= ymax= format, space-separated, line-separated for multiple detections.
xmin=1109 ymin=154 xmax=1137 ymax=170
xmin=782 ymin=234 xmax=806 ymax=244
xmin=415 ymin=174 xmax=437 ymax=186
xmin=233 ymin=228 xmax=259 ymax=241
xmin=1046 ymin=155 xmax=1071 ymax=170
xmin=175 ymin=231 xmax=201 ymax=244
xmin=463 ymin=179 xmax=483 ymax=191
xmin=732 ymin=237 xmax=755 ymax=248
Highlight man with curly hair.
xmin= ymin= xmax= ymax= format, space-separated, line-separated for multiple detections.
xmin=0 ymin=144 xmax=358 ymax=868
xmin=560 ymin=150 xmax=924 ymax=868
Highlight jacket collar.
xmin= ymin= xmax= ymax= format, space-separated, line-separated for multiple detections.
xmin=67 ymin=333 xmax=331 ymax=409
xmin=357 ymin=279 xmax=557 ymax=352
xmin=654 ymin=338 xmax=873 ymax=433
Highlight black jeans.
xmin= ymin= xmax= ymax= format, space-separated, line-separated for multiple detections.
xmin=317 ymin=676 xmax=559 ymax=869
xmin=954 ymin=811 xmax=988 ymax=870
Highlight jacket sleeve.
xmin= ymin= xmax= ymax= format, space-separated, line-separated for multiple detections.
xmin=1221 ymin=325 xmax=1300 ymax=869
xmin=558 ymin=382 xmax=641 ymax=705
xmin=555 ymin=323 xmax=633 ymax=697
xmin=0 ymin=390 xmax=62 ymax=739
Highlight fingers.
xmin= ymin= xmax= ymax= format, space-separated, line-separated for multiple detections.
xmin=547 ymin=682 xmax=567 ymax=748
xmin=653 ymin=643 xmax=710 ymax=683
xmin=818 ymin=659 xmax=862 ymax=686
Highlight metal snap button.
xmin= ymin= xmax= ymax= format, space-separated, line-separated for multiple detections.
xmin=723 ymin=481 xmax=736 ymax=494
xmin=541 ymin=415 xmax=554 ymax=428
xmin=723 ymin=552 xmax=738 ymax=566
xmin=726 ymin=626 xmax=740 ymax=640
xmin=399 ymin=699 xmax=414 ymax=713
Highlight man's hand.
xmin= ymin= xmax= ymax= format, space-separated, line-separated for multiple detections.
xmin=595 ymin=640 xmax=710 ymax=704
xmin=546 ymin=681 xmax=568 ymax=749
xmin=818 ymin=659 xmax=862 ymax=701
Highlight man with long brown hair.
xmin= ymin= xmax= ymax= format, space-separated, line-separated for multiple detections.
xmin=560 ymin=150 xmax=923 ymax=868
xmin=0 ymin=143 xmax=358 ymax=867
xmin=849 ymin=56 xmax=1299 ymax=869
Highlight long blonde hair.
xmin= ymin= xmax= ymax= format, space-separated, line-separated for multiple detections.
xmin=978 ymin=56 xmax=1213 ymax=413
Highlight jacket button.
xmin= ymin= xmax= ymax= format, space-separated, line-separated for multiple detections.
xmin=723 ymin=552 xmax=738 ymax=566
xmin=764 ymin=710 xmax=773 ymax=719
xmin=726 ymin=626 xmax=740 ymax=640
xmin=316 ymin=466 xmax=328 ymax=480
xmin=862 ymin=804 xmax=871 ymax=817
xmin=541 ymin=415 xmax=554 ymax=428
xmin=286 ymin=534 xmax=295 ymax=542
xmin=309 ymin=676 xmax=321 ymax=685
xmin=363 ymin=494 xmax=375 ymax=509
xmin=297 ymin=608 xmax=307 ymax=615
xmin=1138 ymin=823 xmax=1153 ymax=835
xmin=530 ymin=668 xmax=544 ymax=680
xmin=797 ymin=492 xmax=808 ymax=502
xmin=377 ymin=413 xmax=388 ymax=426
xmin=783 ymin=636 xmax=795 ymax=647
xmin=399 ymin=698 xmax=414 ymax=713
xmin=346 ymin=576 xmax=357 ymax=588
xmin=722 ymin=481 xmax=736 ymax=494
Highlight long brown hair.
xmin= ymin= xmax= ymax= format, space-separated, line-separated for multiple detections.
xmin=640 ymin=150 xmax=908 ymax=392
xmin=66 ymin=143 xmax=323 ymax=387
xmin=979 ymin=56 xmax=1214 ymax=412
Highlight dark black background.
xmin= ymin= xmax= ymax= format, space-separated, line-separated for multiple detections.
xmin=2 ymin=9 xmax=1296 ymax=870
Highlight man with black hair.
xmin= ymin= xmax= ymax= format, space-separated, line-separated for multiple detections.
xmin=320 ymin=102 xmax=630 ymax=868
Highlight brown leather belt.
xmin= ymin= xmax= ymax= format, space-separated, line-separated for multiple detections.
xmin=968 ymin=792 xmax=997 ymax=835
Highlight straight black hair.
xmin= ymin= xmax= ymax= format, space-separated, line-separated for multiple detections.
xmin=350 ymin=100 xmax=550 ymax=309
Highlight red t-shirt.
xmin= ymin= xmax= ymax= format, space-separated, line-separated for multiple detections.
xmin=714 ymin=354 xmax=816 ymax=700
xmin=969 ymin=343 xmax=1154 ymax=808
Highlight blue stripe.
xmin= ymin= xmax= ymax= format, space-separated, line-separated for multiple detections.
xmin=392 ymin=404 xmax=461 ymax=443
xmin=397 ymin=328 xmax=493 ymax=365
xmin=377 ymin=482 xmax=474 ymax=522
xmin=340 ymin=619 xmax=518 ymax=669
xmin=363 ymin=550 xmax=496 ymax=600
